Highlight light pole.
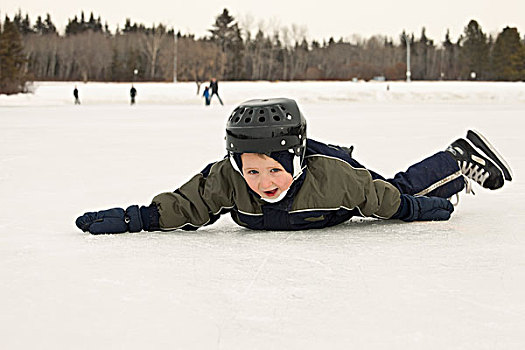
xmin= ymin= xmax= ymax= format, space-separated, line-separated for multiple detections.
xmin=403 ymin=34 xmax=411 ymax=82
xmin=173 ymin=31 xmax=178 ymax=83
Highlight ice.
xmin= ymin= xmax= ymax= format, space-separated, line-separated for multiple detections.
xmin=1 ymin=81 xmax=525 ymax=349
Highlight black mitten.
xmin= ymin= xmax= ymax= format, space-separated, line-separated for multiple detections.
xmin=76 ymin=205 xmax=143 ymax=234
xmin=393 ymin=194 xmax=454 ymax=222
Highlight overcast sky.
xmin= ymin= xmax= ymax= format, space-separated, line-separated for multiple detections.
xmin=2 ymin=0 xmax=524 ymax=44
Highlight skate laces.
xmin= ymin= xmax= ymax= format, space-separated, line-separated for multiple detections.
xmin=463 ymin=175 xmax=475 ymax=195
xmin=450 ymin=175 xmax=476 ymax=207
xmin=458 ymin=160 xmax=489 ymax=186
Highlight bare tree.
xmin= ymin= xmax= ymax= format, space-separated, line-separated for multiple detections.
xmin=140 ymin=25 xmax=169 ymax=79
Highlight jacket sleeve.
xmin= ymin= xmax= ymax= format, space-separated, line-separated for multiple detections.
xmin=151 ymin=158 xmax=238 ymax=230
xmin=293 ymin=156 xmax=401 ymax=219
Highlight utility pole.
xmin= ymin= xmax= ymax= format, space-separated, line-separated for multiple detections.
xmin=403 ymin=34 xmax=411 ymax=82
xmin=173 ymin=31 xmax=178 ymax=83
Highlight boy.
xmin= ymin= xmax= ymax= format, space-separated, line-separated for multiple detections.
xmin=202 ymin=86 xmax=211 ymax=106
xmin=76 ymin=98 xmax=512 ymax=234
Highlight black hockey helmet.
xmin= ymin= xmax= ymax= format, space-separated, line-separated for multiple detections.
xmin=225 ymin=98 xmax=307 ymax=157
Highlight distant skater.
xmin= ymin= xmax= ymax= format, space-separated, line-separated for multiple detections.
xmin=209 ymin=78 xmax=223 ymax=105
xmin=203 ymin=86 xmax=211 ymax=106
xmin=130 ymin=85 xmax=137 ymax=105
xmin=73 ymin=86 xmax=80 ymax=105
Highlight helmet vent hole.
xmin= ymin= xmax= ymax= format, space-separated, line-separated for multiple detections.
xmin=271 ymin=108 xmax=276 ymax=113
xmin=240 ymin=108 xmax=245 ymax=114
xmin=273 ymin=115 xmax=280 ymax=121
xmin=259 ymin=109 xmax=264 ymax=114
xmin=287 ymin=114 xmax=292 ymax=120
xmin=258 ymin=117 xmax=266 ymax=122
xmin=244 ymin=117 xmax=252 ymax=123
xmin=234 ymin=117 xmax=240 ymax=123
xmin=248 ymin=109 xmax=253 ymax=115
xmin=280 ymin=105 xmax=286 ymax=111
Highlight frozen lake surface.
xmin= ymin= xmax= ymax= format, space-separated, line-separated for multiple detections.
xmin=1 ymin=81 xmax=524 ymax=349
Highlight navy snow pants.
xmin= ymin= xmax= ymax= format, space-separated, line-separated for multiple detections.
xmin=353 ymin=151 xmax=465 ymax=199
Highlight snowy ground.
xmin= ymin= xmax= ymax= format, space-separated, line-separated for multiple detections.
xmin=1 ymin=81 xmax=524 ymax=349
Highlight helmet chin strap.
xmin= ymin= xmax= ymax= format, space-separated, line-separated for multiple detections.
xmin=291 ymin=151 xmax=303 ymax=179
xmin=229 ymin=152 xmax=304 ymax=203
xmin=229 ymin=153 xmax=242 ymax=174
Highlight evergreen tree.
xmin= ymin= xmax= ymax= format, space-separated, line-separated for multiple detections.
xmin=209 ymin=8 xmax=244 ymax=79
xmin=23 ymin=14 xmax=33 ymax=34
xmin=34 ymin=14 xmax=57 ymax=35
xmin=491 ymin=27 xmax=522 ymax=80
xmin=87 ymin=12 xmax=103 ymax=32
xmin=509 ymin=45 xmax=525 ymax=81
xmin=34 ymin=16 xmax=45 ymax=34
xmin=442 ymin=29 xmax=461 ymax=79
xmin=65 ymin=12 xmax=103 ymax=35
xmin=225 ymin=22 xmax=244 ymax=79
xmin=13 ymin=11 xmax=33 ymax=34
xmin=0 ymin=16 xmax=29 ymax=94
xmin=44 ymin=14 xmax=57 ymax=34
xmin=123 ymin=18 xmax=136 ymax=33
xmin=209 ymin=8 xmax=236 ymax=52
xmin=122 ymin=18 xmax=147 ymax=33
xmin=413 ymin=27 xmax=434 ymax=79
xmin=65 ymin=16 xmax=80 ymax=35
xmin=460 ymin=20 xmax=490 ymax=79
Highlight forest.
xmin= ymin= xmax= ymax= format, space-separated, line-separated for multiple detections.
xmin=1 ymin=8 xmax=524 ymax=94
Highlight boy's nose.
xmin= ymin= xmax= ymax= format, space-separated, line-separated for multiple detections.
xmin=259 ymin=175 xmax=273 ymax=189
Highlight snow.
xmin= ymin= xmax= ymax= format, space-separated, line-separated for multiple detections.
xmin=1 ymin=81 xmax=524 ymax=349
xmin=2 ymin=80 xmax=525 ymax=106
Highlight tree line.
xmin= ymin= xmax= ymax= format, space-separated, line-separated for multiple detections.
xmin=1 ymin=8 xmax=525 ymax=94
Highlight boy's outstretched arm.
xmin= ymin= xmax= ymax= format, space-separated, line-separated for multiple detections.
xmin=76 ymin=205 xmax=159 ymax=234
xmin=76 ymin=158 xmax=238 ymax=234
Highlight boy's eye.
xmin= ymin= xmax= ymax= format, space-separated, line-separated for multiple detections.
xmin=247 ymin=170 xmax=259 ymax=175
xmin=270 ymin=168 xmax=282 ymax=173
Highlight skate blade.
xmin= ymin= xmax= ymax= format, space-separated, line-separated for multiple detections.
xmin=467 ymin=130 xmax=513 ymax=181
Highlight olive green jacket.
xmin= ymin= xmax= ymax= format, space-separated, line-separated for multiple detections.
xmin=151 ymin=150 xmax=401 ymax=231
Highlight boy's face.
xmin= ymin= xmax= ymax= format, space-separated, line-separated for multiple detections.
xmin=241 ymin=153 xmax=294 ymax=200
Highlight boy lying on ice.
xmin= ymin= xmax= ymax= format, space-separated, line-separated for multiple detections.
xmin=76 ymin=98 xmax=512 ymax=234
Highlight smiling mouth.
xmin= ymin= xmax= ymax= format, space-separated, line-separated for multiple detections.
xmin=263 ymin=188 xmax=278 ymax=197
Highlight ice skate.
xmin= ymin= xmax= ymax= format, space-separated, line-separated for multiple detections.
xmin=446 ymin=138 xmax=504 ymax=190
xmin=466 ymin=130 xmax=513 ymax=181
